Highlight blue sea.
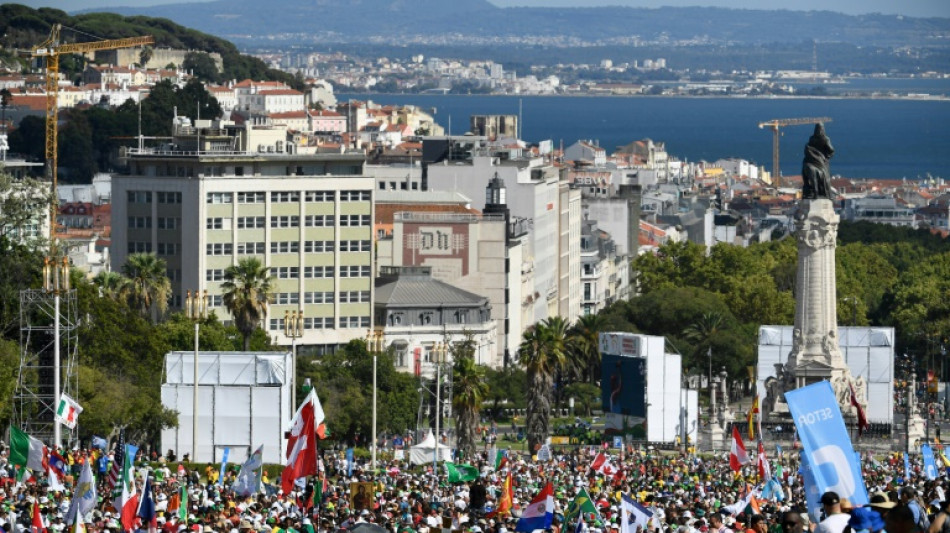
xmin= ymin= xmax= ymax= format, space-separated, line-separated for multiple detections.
xmin=341 ymin=93 xmax=950 ymax=180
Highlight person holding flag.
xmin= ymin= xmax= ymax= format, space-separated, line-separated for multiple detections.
xmin=514 ymin=482 xmax=554 ymax=532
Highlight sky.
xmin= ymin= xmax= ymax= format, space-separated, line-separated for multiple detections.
xmin=19 ymin=0 xmax=950 ymax=18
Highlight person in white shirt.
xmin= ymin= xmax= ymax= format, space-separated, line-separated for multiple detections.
xmin=817 ymin=492 xmax=851 ymax=533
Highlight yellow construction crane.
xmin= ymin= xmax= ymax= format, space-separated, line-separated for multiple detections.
xmin=758 ymin=117 xmax=832 ymax=188
xmin=31 ymin=24 xmax=153 ymax=238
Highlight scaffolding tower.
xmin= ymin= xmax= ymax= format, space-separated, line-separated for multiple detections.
xmin=14 ymin=288 xmax=79 ymax=444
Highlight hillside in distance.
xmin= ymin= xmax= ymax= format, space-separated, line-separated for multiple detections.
xmin=83 ymin=0 xmax=950 ymax=48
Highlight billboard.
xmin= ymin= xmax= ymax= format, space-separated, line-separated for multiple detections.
xmin=600 ymin=353 xmax=646 ymax=418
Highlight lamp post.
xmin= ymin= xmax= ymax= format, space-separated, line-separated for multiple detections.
xmin=284 ymin=310 xmax=303 ymax=412
xmin=433 ymin=342 xmax=447 ymax=470
xmin=43 ymin=256 xmax=70 ymax=449
xmin=185 ymin=289 xmax=207 ymax=461
xmin=366 ymin=329 xmax=383 ymax=471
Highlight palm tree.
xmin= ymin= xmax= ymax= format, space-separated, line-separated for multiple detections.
xmin=683 ymin=311 xmax=725 ymax=373
xmin=569 ymin=313 xmax=608 ymax=384
xmin=221 ymin=257 xmax=274 ymax=350
xmin=119 ymin=253 xmax=171 ymax=322
xmin=519 ymin=315 xmax=568 ymax=453
xmin=93 ymin=271 xmax=125 ymax=299
xmin=452 ymin=337 xmax=488 ymax=460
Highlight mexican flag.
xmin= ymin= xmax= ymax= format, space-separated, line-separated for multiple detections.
xmin=444 ymin=462 xmax=479 ymax=483
xmin=115 ymin=444 xmax=139 ymax=532
xmin=10 ymin=427 xmax=46 ymax=471
xmin=54 ymin=394 xmax=83 ymax=430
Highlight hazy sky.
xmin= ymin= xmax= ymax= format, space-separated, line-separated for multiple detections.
xmin=20 ymin=0 xmax=950 ymax=18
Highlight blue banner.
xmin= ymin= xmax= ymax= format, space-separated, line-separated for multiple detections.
xmin=922 ymin=444 xmax=938 ymax=480
xmin=217 ymin=447 xmax=230 ymax=486
xmin=785 ymin=381 xmax=869 ymax=507
xmin=346 ymin=448 xmax=354 ymax=477
xmin=904 ymin=452 xmax=912 ymax=479
xmin=799 ymin=452 xmax=822 ymax=522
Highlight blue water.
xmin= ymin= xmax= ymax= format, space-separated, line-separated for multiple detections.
xmin=342 ymin=94 xmax=950 ymax=179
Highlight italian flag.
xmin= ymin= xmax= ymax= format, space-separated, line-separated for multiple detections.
xmin=10 ymin=427 xmax=47 ymax=471
xmin=55 ymin=394 xmax=82 ymax=430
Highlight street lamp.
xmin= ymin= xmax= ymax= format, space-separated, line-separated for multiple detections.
xmin=43 ymin=256 xmax=70 ymax=449
xmin=433 ymin=341 xmax=448 ymax=470
xmin=366 ymin=329 xmax=384 ymax=471
xmin=185 ymin=289 xmax=207 ymax=462
xmin=284 ymin=310 xmax=303 ymax=412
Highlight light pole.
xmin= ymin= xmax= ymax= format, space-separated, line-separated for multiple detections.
xmin=366 ymin=329 xmax=383 ymax=471
xmin=185 ymin=289 xmax=208 ymax=462
xmin=433 ymin=342 xmax=446 ymax=470
xmin=43 ymin=256 xmax=70 ymax=449
xmin=284 ymin=310 xmax=303 ymax=412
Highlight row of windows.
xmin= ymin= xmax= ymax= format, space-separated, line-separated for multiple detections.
xmin=158 ymin=192 xmax=182 ymax=204
xmin=237 ymin=242 xmax=266 ymax=255
xmin=271 ymin=266 xmax=371 ymax=279
xmin=272 ymin=241 xmax=299 ymax=254
xmin=206 ymin=190 xmax=370 ymax=204
xmin=157 ymin=242 xmax=179 ymax=256
xmin=128 ymin=216 xmax=151 ymax=229
xmin=269 ymin=316 xmax=369 ymax=330
xmin=206 ymin=241 xmax=370 ymax=254
xmin=129 ymin=242 xmax=151 ymax=253
xmin=130 ymin=217 xmax=181 ymax=229
xmin=208 ymin=215 xmax=368 ymax=229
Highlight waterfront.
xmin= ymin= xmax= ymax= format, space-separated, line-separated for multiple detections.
xmin=343 ymin=93 xmax=950 ymax=180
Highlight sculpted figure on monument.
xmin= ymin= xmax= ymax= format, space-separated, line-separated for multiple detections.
xmin=801 ymin=123 xmax=836 ymax=199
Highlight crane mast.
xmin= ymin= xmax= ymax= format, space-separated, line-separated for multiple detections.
xmin=758 ymin=117 xmax=832 ymax=189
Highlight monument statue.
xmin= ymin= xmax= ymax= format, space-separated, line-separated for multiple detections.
xmin=802 ymin=124 xmax=836 ymax=199
xmin=763 ymin=124 xmax=867 ymax=420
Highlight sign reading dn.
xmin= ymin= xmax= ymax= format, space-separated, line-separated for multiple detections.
xmin=785 ymin=381 xmax=869 ymax=507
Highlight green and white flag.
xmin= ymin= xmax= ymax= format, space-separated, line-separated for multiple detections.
xmin=9 ymin=427 xmax=46 ymax=471
xmin=444 ymin=462 xmax=479 ymax=483
xmin=178 ymin=484 xmax=188 ymax=522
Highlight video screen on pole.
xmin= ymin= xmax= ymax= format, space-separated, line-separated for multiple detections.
xmin=600 ymin=353 xmax=646 ymax=418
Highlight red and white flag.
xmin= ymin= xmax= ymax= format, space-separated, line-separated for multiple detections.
xmin=730 ymin=426 xmax=750 ymax=472
xmin=280 ymin=388 xmax=324 ymax=493
xmin=591 ymin=452 xmax=618 ymax=476
xmin=31 ymin=500 xmax=46 ymax=533
xmin=849 ymin=381 xmax=869 ymax=436
xmin=757 ymin=440 xmax=771 ymax=481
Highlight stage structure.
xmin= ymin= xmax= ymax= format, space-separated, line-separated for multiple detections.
xmin=14 ymin=288 xmax=79 ymax=445
xmin=161 ymin=351 xmax=292 ymax=464
xmin=599 ymin=332 xmax=697 ymax=443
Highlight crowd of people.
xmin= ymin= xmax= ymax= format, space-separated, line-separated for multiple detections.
xmin=0 ymin=442 xmax=946 ymax=533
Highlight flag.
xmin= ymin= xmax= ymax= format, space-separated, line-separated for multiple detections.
xmin=232 ymin=445 xmax=264 ymax=496
xmin=54 ymin=394 xmax=83 ymax=430
xmin=904 ymin=452 xmax=912 ymax=479
xmin=761 ymin=477 xmax=785 ymax=502
xmin=486 ymin=472 xmax=513 ymax=518
xmin=137 ymin=475 xmax=157 ymax=533
xmin=495 ymin=449 xmax=509 ymax=470
xmin=785 ymin=381 xmax=869 ymax=508
xmin=72 ymin=501 xmax=86 ymax=533
xmin=48 ymin=452 xmax=67 ymax=478
xmin=621 ymin=493 xmax=653 ymax=533
xmin=106 ymin=432 xmax=125 ymax=495
xmin=177 ymin=485 xmax=188 ymax=522
xmin=217 ymin=447 xmax=230 ymax=487
xmin=281 ymin=389 xmax=321 ymax=493
xmin=116 ymin=444 xmax=139 ymax=532
xmin=849 ymin=381 xmax=869 ymax=437
xmin=591 ymin=452 xmax=617 ymax=476
xmin=31 ymin=500 xmax=46 ymax=533
xmin=922 ymin=444 xmax=938 ymax=480
xmin=564 ymin=487 xmax=602 ymax=526
xmin=722 ymin=486 xmax=759 ymax=516
xmin=730 ymin=426 xmax=750 ymax=472
xmin=91 ymin=436 xmax=107 ymax=450
xmin=748 ymin=395 xmax=759 ymax=441
xmin=574 ymin=514 xmax=586 ymax=533
xmin=444 ymin=463 xmax=479 ymax=483
xmin=65 ymin=461 xmax=96 ymax=524
xmin=757 ymin=441 xmax=771 ymax=481
xmin=515 ymin=482 xmax=554 ymax=532
xmin=10 ymin=427 xmax=46 ymax=471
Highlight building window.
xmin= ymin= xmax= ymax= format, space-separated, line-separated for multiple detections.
xmin=272 ymin=266 xmax=299 ymax=279
xmin=128 ymin=216 xmax=151 ymax=229
xmin=339 ymin=316 xmax=369 ymax=328
xmin=274 ymin=292 xmax=300 ymax=305
xmin=304 ymin=291 xmax=335 ymax=304
xmin=206 ymin=218 xmax=223 ymax=230
xmin=158 ymin=217 xmax=180 ymax=230
xmin=237 ymin=216 xmax=265 ymax=229
xmin=128 ymin=241 xmax=151 ymax=253
xmin=304 ymin=240 xmax=334 ymax=253
xmin=157 ymin=191 xmax=181 ymax=204
xmin=339 ymin=214 xmax=371 ymax=227
xmin=206 ymin=243 xmax=233 ymax=255
xmin=305 ymin=191 xmax=334 ymax=202
xmin=206 ymin=269 xmax=224 ymax=281
xmin=304 ymin=215 xmax=333 ymax=227
xmin=303 ymin=317 xmax=333 ymax=329
xmin=303 ymin=266 xmax=332 ymax=278
xmin=268 ymin=318 xmax=286 ymax=331
xmin=270 ymin=215 xmax=300 ymax=228
xmin=340 ymin=190 xmax=370 ymax=202
xmin=340 ymin=291 xmax=370 ymax=303
xmin=210 ymin=295 xmax=223 ymax=307
xmin=156 ymin=242 xmax=179 ymax=256
xmin=127 ymin=191 xmax=152 ymax=204
xmin=270 ymin=241 xmax=300 ymax=254
xmin=166 ymin=269 xmax=181 ymax=281
xmin=237 ymin=242 xmax=265 ymax=255
xmin=339 ymin=265 xmax=370 ymax=278
xmin=270 ymin=191 xmax=300 ymax=203
xmin=237 ymin=191 xmax=265 ymax=203
xmin=206 ymin=192 xmax=233 ymax=204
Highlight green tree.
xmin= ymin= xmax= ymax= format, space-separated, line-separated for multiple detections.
xmin=221 ymin=257 xmax=273 ymax=350
xmin=562 ymin=382 xmax=600 ymax=417
xmin=119 ymin=253 xmax=171 ymax=322
xmin=452 ymin=337 xmax=488 ymax=459
xmin=483 ymin=366 xmax=526 ymax=417
xmin=568 ymin=313 xmax=608 ymax=384
xmin=7 ymin=115 xmax=46 ymax=161
xmin=183 ymin=51 xmax=221 ymax=83
xmin=92 ymin=270 xmax=124 ymax=299
xmin=57 ymin=108 xmax=96 ymax=182
xmin=519 ymin=316 xmax=568 ymax=452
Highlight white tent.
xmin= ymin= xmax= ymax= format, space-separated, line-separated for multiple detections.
xmin=409 ymin=430 xmax=453 ymax=465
